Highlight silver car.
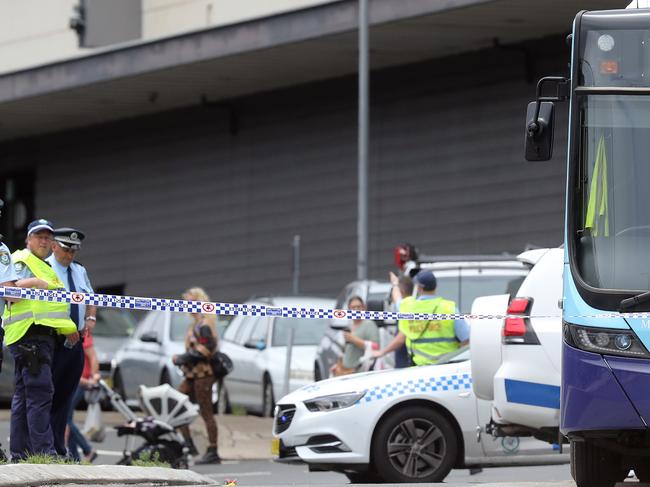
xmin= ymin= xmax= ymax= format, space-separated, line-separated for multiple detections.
xmin=218 ymin=296 xmax=335 ymax=417
xmin=111 ymin=310 xmax=229 ymax=408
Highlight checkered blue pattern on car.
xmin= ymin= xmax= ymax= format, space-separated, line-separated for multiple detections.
xmin=359 ymin=374 xmax=472 ymax=404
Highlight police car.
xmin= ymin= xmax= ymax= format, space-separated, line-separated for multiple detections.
xmin=272 ymin=346 xmax=567 ymax=483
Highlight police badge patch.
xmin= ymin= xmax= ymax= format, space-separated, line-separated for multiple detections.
xmin=14 ymin=262 xmax=24 ymax=273
xmin=0 ymin=251 xmax=9 ymax=266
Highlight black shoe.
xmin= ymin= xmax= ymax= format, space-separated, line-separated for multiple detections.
xmin=184 ymin=439 xmax=199 ymax=456
xmin=195 ymin=447 xmax=221 ymax=465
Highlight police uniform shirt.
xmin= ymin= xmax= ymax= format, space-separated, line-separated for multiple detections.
xmin=0 ymin=242 xmax=18 ymax=317
xmin=46 ymin=256 xmax=94 ymax=331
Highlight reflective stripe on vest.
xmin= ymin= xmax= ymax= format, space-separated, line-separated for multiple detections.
xmin=2 ymin=249 xmax=77 ymax=345
xmin=2 ymin=311 xmax=32 ymax=326
xmin=399 ymin=296 xmax=459 ymax=366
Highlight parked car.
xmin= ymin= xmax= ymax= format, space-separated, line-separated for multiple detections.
xmin=0 ymin=307 xmax=136 ymax=404
xmin=470 ymin=247 xmax=563 ymax=443
xmin=315 ymin=255 xmax=532 ymax=381
xmin=218 ymin=296 xmax=335 ymax=417
xmin=273 ymin=347 xmax=568 ymax=484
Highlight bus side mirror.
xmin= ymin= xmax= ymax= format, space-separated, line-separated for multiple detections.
xmin=525 ymin=101 xmax=555 ymax=161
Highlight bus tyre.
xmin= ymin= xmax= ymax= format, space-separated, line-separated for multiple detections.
xmin=570 ymin=439 xmax=625 ymax=487
xmin=371 ymin=406 xmax=457 ymax=483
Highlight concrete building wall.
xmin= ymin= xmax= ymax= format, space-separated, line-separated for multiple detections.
xmin=0 ymin=0 xmax=336 ymax=74
xmin=2 ymin=36 xmax=568 ymax=303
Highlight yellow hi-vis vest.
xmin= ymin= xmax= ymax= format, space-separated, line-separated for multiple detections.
xmin=398 ymin=296 xmax=459 ymax=366
xmin=2 ymin=249 xmax=77 ymax=345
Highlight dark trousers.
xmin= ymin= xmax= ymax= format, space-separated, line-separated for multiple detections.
xmin=394 ymin=344 xmax=411 ymax=368
xmin=50 ymin=339 xmax=84 ymax=457
xmin=9 ymin=337 xmax=56 ymax=460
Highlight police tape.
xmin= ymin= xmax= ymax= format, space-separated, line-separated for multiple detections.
xmin=0 ymin=286 xmax=649 ymax=321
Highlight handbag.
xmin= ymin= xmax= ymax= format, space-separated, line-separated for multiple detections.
xmin=82 ymin=401 xmax=106 ymax=443
xmin=210 ymin=351 xmax=233 ymax=379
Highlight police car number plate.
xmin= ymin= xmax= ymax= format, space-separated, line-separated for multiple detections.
xmin=271 ymin=438 xmax=280 ymax=456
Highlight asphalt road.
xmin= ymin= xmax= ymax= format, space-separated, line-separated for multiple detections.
xmin=0 ymin=414 xmax=577 ymax=485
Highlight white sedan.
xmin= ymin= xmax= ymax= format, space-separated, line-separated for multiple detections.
xmin=273 ymin=348 xmax=567 ymax=483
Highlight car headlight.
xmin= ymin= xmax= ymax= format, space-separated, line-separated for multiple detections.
xmin=304 ymin=391 xmax=366 ymax=412
xmin=564 ymin=323 xmax=650 ymax=358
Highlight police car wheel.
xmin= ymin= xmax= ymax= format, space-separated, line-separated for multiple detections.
xmin=371 ymin=406 xmax=457 ymax=483
xmin=570 ymin=439 xmax=626 ymax=487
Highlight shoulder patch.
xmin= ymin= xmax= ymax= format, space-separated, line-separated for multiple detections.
xmin=0 ymin=251 xmax=9 ymax=266
xmin=14 ymin=262 xmax=24 ymax=273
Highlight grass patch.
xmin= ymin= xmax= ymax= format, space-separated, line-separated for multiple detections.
xmin=130 ymin=451 xmax=170 ymax=468
xmin=19 ymin=454 xmax=76 ymax=465
xmin=231 ymin=405 xmax=247 ymax=416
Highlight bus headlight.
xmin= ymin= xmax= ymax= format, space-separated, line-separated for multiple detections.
xmin=564 ymin=323 xmax=650 ymax=358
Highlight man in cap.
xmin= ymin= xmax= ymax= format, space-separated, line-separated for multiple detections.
xmin=374 ymin=269 xmax=469 ymax=366
xmin=2 ymin=219 xmax=78 ymax=460
xmin=47 ymin=227 xmax=96 ymax=458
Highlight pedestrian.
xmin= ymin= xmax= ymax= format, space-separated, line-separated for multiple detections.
xmin=392 ymin=273 xmax=413 ymax=369
xmin=330 ymin=296 xmax=379 ymax=376
xmin=374 ymin=269 xmax=469 ymax=366
xmin=66 ymin=330 xmax=99 ymax=462
xmin=46 ymin=227 xmax=96 ymax=458
xmin=2 ymin=219 xmax=78 ymax=460
xmin=172 ymin=287 xmax=221 ymax=465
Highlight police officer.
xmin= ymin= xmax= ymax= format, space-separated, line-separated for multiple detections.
xmin=47 ymin=227 xmax=95 ymax=458
xmin=374 ymin=269 xmax=469 ymax=365
xmin=2 ymin=219 xmax=78 ymax=460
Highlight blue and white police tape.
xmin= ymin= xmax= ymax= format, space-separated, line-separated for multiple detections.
xmin=1 ymin=286 xmax=649 ymax=321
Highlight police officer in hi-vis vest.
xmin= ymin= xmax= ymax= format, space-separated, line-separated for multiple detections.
xmin=374 ymin=269 xmax=470 ymax=365
xmin=2 ymin=219 xmax=78 ymax=460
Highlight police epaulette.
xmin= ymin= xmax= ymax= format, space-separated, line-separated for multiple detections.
xmin=73 ymin=260 xmax=83 ymax=266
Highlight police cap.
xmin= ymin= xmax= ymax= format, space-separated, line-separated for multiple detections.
xmin=54 ymin=227 xmax=85 ymax=250
xmin=413 ymin=269 xmax=437 ymax=291
xmin=27 ymin=219 xmax=55 ymax=236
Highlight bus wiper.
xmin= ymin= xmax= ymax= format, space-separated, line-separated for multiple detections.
xmin=619 ymin=291 xmax=650 ymax=311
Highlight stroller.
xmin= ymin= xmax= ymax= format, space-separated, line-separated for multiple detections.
xmin=98 ymin=379 xmax=199 ymax=469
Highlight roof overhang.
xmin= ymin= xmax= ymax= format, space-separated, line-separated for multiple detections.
xmin=0 ymin=0 xmax=629 ymax=143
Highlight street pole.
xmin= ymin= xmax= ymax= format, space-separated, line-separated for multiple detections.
xmin=357 ymin=0 xmax=369 ymax=280
xmin=292 ymin=234 xmax=300 ymax=295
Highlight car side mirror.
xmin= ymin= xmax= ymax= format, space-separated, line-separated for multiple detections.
xmin=244 ymin=339 xmax=266 ymax=350
xmin=140 ymin=331 xmax=159 ymax=343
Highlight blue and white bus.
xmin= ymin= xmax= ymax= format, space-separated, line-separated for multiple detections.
xmin=525 ymin=5 xmax=650 ymax=487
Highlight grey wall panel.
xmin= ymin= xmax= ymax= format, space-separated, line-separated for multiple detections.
xmin=14 ymin=35 xmax=569 ymax=304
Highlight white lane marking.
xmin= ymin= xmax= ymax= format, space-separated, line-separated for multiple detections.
xmin=205 ymin=471 xmax=272 ymax=478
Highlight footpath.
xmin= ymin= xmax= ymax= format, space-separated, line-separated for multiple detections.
xmin=0 ymin=410 xmax=275 ymax=486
